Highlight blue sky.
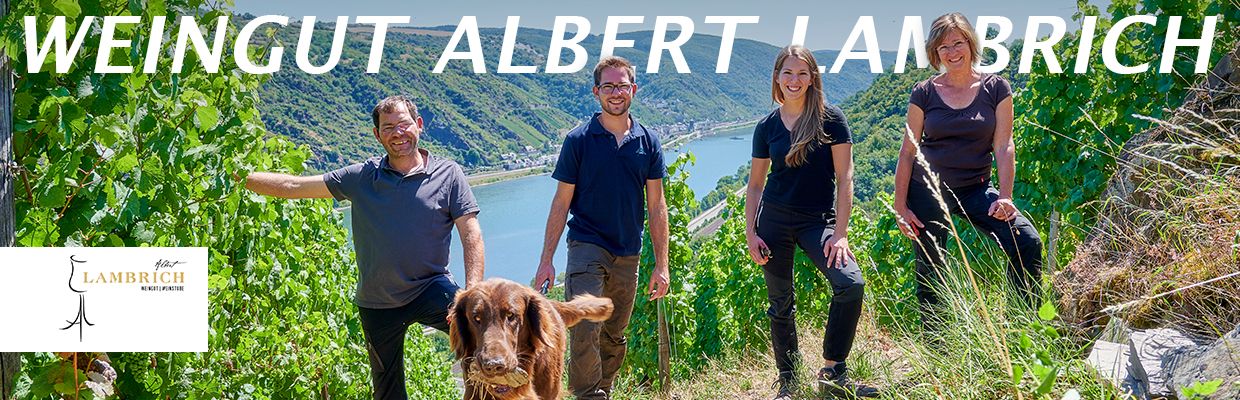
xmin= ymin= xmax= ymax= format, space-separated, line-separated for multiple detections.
xmin=233 ymin=0 xmax=1089 ymax=51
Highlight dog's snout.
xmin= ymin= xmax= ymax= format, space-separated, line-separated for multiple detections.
xmin=481 ymin=356 xmax=505 ymax=374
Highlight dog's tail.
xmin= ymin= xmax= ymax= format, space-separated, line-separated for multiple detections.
xmin=554 ymin=295 xmax=613 ymax=328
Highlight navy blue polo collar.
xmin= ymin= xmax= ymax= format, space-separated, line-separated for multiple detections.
xmin=586 ymin=112 xmax=647 ymax=138
xmin=379 ymin=149 xmax=436 ymax=177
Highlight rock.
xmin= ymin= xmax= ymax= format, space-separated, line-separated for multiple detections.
xmin=1128 ymin=329 xmax=1202 ymax=398
xmin=1088 ymin=339 xmax=1129 ymax=381
xmin=1087 ymin=339 xmax=1145 ymax=398
xmin=1166 ymin=325 xmax=1240 ymax=399
xmin=1090 ymin=326 xmax=1240 ymax=399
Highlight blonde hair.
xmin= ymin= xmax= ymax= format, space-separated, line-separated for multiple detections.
xmin=771 ymin=45 xmax=827 ymax=168
xmin=926 ymin=12 xmax=981 ymax=70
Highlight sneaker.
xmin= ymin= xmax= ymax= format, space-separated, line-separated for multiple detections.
xmin=818 ymin=363 xmax=879 ymax=399
xmin=771 ymin=377 xmax=794 ymax=400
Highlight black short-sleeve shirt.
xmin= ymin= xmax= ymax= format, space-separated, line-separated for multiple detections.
xmin=909 ymin=73 xmax=1012 ymax=188
xmin=552 ymin=113 xmax=666 ymax=257
xmin=752 ymin=105 xmax=852 ymax=215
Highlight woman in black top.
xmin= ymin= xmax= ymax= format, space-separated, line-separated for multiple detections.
xmin=893 ymin=13 xmax=1044 ymax=318
xmin=745 ymin=45 xmax=875 ymax=399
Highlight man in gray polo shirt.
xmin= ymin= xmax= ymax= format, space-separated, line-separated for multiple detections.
xmin=244 ymin=95 xmax=484 ymax=400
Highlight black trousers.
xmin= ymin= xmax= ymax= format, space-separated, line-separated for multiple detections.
xmin=907 ymin=179 xmax=1043 ymax=312
xmin=357 ymin=278 xmax=458 ymax=400
xmin=755 ymin=202 xmax=866 ymax=382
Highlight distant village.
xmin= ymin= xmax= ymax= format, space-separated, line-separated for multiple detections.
xmin=492 ymin=119 xmax=743 ymax=172
xmin=498 ymin=146 xmax=557 ymax=170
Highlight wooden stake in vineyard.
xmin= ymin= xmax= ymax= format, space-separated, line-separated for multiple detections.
xmin=1 ymin=0 xmax=22 ymax=397
xmin=657 ymin=298 xmax=671 ymax=393
xmin=1047 ymin=211 xmax=1060 ymax=272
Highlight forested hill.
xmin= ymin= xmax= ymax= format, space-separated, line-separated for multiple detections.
xmin=843 ymin=56 xmax=1025 ymax=208
xmin=255 ymin=21 xmax=893 ymax=170
xmin=842 ymin=69 xmax=934 ymax=206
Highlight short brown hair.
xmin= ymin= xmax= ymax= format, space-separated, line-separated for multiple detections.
xmin=926 ymin=13 xmax=981 ymax=70
xmin=371 ymin=96 xmax=420 ymax=129
xmin=592 ymin=56 xmax=636 ymax=87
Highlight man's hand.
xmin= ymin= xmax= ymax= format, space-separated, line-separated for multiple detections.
xmin=648 ymin=264 xmax=669 ymax=300
xmin=533 ymin=261 xmax=556 ymax=293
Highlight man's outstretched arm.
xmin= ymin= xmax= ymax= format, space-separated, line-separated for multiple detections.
xmin=245 ymin=172 xmax=333 ymax=199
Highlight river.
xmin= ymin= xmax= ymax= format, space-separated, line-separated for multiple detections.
xmin=343 ymin=125 xmax=754 ymax=285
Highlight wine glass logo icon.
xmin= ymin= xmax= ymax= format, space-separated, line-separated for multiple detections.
xmin=61 ymin=255 xmax=93 ymax=342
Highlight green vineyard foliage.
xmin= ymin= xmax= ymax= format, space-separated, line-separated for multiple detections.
xmin=1011 ymin=0 xmax=1239 ymax=265
xmin=4 ymin=0 xmax=456 ymax=398
xmin=617 ymin=0 xmax=1240 ymax=386
xmin=4 ymin=0 xmax=1236 ymax=397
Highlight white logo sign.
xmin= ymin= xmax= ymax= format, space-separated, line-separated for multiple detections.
xmin=0 ymin=247 xmax=207 ymax=352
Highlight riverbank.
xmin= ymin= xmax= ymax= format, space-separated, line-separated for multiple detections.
xmin=663 ymin=119 xmax=759 ymax=149
xmin=465 ymin=119 xmax=760 ymax=188
xmin=341 ymin=125 xmax=757 ymax=283
xmin=467 ymin=165 xmax=551 ymax=187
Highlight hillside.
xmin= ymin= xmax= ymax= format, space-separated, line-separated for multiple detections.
xmin=841 ymin=69 xmax=934 ymax=206
xmin=254 ymin=22 xmax=892 ymax=170
xmin=1055 ymin=43 xmax=1240 ymax=336
xmin=842 ymin=49 xmax=1029 ymax=209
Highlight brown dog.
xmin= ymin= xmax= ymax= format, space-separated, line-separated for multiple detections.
xmin=448 ymin=278 xmax=613 ymax=400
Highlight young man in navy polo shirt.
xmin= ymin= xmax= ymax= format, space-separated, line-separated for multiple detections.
xmin=244 ymin=96 xmax=484 ymax=400
xmin=533 ymin=56 xmax=670 ymax=400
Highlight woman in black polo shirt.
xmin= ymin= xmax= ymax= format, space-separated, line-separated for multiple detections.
xmin=744 ymin=45 xmax=875 ymax=399
xmin=893 ymin=12 xmax=1043 ymax=318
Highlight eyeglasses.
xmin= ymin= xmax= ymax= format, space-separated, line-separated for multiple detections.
xmin=936 ymin=40 xmax=970 ymax=53
xmin=381 ymin=122 xmax=416 ymax=135
xmin=597 ymin=83 xmax=634 ymax=95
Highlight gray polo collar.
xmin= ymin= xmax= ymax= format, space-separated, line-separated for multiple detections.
xmin=379 ymin=149 xmax=435 ymax=177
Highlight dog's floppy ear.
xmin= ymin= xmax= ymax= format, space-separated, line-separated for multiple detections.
xmin=447 ymin=291 xmax=474 ymax=360
xmin=524 ymin=290 xmax=555 ymax=351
